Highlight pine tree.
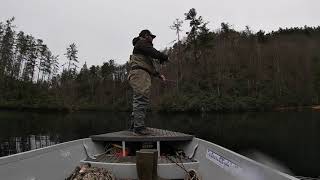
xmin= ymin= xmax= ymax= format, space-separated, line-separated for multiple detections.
xmin=65 ymin=43 xmax=79 ymax=78
xmin=50 ymin=55 xmax=59 ymax=81
xmin=170 ymin=18 xmax=184 ymax=91
xmin=170 ymin=18 xmax=183 ymax=43
xmin=0 ymin=22 xmax=4 ymax=40
xmin=0 ymin=17 xmax=15 ymax=80
xmin=101 ymin=59 xmax=115 ymax=81
xmin=0 ymin=22 xmax=4 ymax=62
xmin=36 ymin=39 xmax=47 ymax=82
xmin=22 ymin=35 xmax=38 ymax=81
xmin=42 ymin=49 xmax=53 ymax=81
xmin=184 ymin=8 xmax=208 ymax=61
xmin=14 ymin=31 xmax=28 ymax=79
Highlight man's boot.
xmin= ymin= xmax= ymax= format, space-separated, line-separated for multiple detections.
xmin=133 ymin=126 xmax=150 ymax=135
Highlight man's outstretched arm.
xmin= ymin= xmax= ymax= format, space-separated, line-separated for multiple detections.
xmin=134 ymin=40 xmax=168 ymax=63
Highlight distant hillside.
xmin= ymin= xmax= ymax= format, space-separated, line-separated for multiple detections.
xmin=1 ymin=10 xmax=320 ymax=112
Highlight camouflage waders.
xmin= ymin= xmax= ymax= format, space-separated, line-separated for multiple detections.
xmin=128 ymin=69 xmax=151 ymax=129
xmin=128 ymin=34 xmax=168 ymax=131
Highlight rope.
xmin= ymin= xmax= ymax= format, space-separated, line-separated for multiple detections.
xmin=166 ymin=155 xmax=189 ymax=174
xmin=165 ymin=153 xmax=201 ymax=180
xmin=186 ymin=169 xmax=200 ymax=180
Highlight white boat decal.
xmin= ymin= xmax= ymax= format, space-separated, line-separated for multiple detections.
xmin=60 ymin=150 xmax=71 ymax=158
xmin=206 ymin=149 xmax=242 ymax=175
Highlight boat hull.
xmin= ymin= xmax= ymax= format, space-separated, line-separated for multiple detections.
xmin=0 ymin=137 xmax=299 ymax=180
xmin=183 ymin=138 xmax=298 ymax=180
xmin=0 ymin=138 xmax=99 ymax=180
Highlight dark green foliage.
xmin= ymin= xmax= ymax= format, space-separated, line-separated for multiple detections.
xmin=22 ymin=35 xmax=38 ymax=81
xmin=0 ymin=17 xmax=15 ymax=80
xmin=1 ymin=14 xmax=320 ymax=112
xmin=157 ymin=8 xmax=320 ymax=112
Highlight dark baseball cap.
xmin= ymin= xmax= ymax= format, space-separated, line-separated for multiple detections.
xmin=139 ymin=29 xmax=156 ymax=39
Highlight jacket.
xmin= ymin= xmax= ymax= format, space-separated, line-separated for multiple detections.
xmin=129 ymin=37 xmax=168 ymax=77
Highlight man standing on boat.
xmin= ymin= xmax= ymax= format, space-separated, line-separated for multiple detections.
xmin=128 ymin=29 xmax=168 ymax=135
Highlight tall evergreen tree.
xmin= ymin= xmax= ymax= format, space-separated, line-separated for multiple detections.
xmin=184 ymin=8 xmax=208 ymax=61
xmin=42 ymin=49 xmax=53 ymax=81
xmin=0 ymin=22 xmax=4 ymax=40
xmin=0 ymin=17 xmax=15 ymax=80
xmin=22 ymin=35 xmax=37 ymax=81
xmin=0 ymin=22 xmax=4 ymax=62
xmin=36 ymin=39 xmax=47 ymax=82
xmin=101 ymin=59 xmax=115 ymax=81
xmin=170 ymin=18 xmax=184 ymax=90
xmin=14 ymin=31 xmax=28 ymax=79
xmin=65 ymin=43 xmax=79 ymax=77
xmin=50 ymin=55 xmax=59 ymax=81
xmin=170 ymin=18 xmax=183 ymax=43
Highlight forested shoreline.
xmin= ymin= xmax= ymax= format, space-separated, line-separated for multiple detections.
xmin=1 ymin=9 xmax=320 ymax=112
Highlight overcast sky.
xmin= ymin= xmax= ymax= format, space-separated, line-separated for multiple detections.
xmin=0 ymin=0 xmax=319 ymax=68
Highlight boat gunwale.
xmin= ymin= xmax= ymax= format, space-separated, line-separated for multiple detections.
xmin=0 ymin=138 xmax=90 ymax=166
xmin=80 ymin=159 xmax=199 ymax=166
xmin=194 ymin=137 xmax=299 ymax=180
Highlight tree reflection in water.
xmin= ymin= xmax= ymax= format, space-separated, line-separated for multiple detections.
xmin=0 ymin=110 xmax=319 ymax=177
xmin=0 ymin=135 xmax=60 ymax=156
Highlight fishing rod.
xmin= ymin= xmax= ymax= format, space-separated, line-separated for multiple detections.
xmin=165 ymin=79 xmax=177 ymax=83
xmin=157 ymin=75 xmax=177 ymax=84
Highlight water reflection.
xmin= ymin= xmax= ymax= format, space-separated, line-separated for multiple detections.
xmin=0 ymin=135 xmax=60 ymax=156
xmin=0 ymin=110 xmax=319 ymax=177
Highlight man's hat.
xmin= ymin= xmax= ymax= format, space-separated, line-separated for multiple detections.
xmin=139 ymin=29 xmax=156 ymax=39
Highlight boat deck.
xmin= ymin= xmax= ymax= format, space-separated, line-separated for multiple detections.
xmin=87 ymin=154 xmax=196 ymax=164
xmin=90 ymin=128 xmax=194 ymax=142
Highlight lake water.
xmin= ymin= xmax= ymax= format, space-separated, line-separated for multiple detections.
xmin=0 ymin=110 xmax=319 ymax=177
